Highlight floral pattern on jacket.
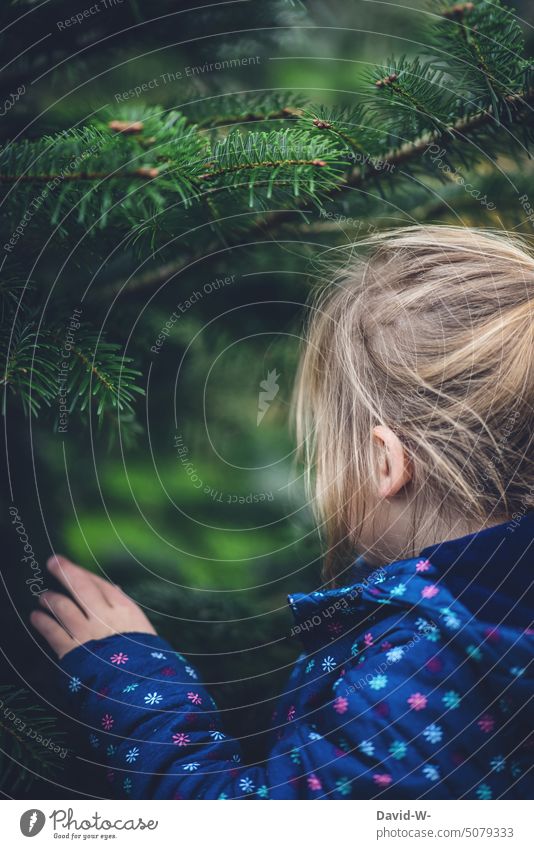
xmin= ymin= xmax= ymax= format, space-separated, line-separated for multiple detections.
xmin=60 ymin=515 xmax=533 ymax=799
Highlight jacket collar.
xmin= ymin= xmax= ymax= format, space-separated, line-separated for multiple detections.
xmin=288 ymin=512 xmax=534 ymax=649
xmin=419 ymin=511 xmax=534 ymax=598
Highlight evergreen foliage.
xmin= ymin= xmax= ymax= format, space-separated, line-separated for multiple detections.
xmin=1 ymin=0 xmax=533 ymax=794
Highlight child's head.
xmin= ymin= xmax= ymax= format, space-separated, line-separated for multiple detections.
xmin=295 ymin=225 xmax=534 ymax=578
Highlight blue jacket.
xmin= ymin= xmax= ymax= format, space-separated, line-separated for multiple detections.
xmin=60 ymin=515 xmax=533 ymax=799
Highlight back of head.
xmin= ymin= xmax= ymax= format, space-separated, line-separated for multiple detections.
xmin=295 ymin=225 xmax=534 ymax=579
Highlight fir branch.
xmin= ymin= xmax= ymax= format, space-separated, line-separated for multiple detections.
xmin=1 ymin=313 xmax=144 ymax=426
xmin=431 ymin=0 xmax=529 ymax=117
xmin=0 ymin=167 xmax=160 ymax=184
xmin=0 ymin=685 xmax=67 ymax=793
xmin=115 ymin=85 xmax=534 ymax=295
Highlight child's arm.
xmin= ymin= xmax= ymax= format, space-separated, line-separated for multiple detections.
xmin=33 ymin=555 xmax=504 ymax=800
xmin=31 ymin=556 xmax=289 ymax=799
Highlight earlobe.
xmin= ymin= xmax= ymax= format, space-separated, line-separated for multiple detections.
xmin=372 ymin=425 xmax=412 ymax=498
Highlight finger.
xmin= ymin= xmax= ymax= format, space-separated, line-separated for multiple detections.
xmin=47 ymin=554 xmax=115 ymax=612
xmin=39 ymin=590 xmax=88 ymax=636
xmin=30 ymin=609 xmax=76 ymax=659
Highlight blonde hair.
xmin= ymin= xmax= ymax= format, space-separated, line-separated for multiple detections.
xmin=294 ymin=225 xmax=534 ymax=581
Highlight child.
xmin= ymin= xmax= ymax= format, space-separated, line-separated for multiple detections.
xmin=31 ymin=225 xmax=533 ymax=799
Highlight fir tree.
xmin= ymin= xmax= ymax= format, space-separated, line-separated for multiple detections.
xmin=1 ymin=0 xmax=533 ymax=793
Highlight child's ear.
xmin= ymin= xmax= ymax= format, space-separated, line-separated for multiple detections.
xmin=372 ymin=425 xmax=412 ymax=499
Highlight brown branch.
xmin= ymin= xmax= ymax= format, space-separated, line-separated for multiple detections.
xmin=200 ymin=157 xmax=327 ymax=180
xmin=104 ymin=87 xmax=534 ymax=295
xmin=0 ymin=167 xmax=159 ymax=184
xmin=197 ymin=106 xmax=303 ymax=128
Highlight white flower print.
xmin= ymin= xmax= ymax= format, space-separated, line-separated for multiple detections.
xmin=422 ymin=765 xmax=440 ymax=781
xmin=185 ymin=666 xmax=198 ymax=679
xmin=125 ymin=747 xmax=139 ymax=764
xmin=209 ymin=730 xmax=226 ymax=741
xmin=183 ymin=762 xmax=200 ymax=772
xmin=68 ymin=676 xmax=82 ymax=693
xmin=308 ymin=731 xmax=323 ymax=741
xmin=440 ymin=607 xmax=461 ymax=630
xmin=122 ymin=683 xmax=139 ymax=693
xmin=423 ymin=723 xmax=443 ymax=744
xmin=239 ymin=777 xmax=255 ymax=793
xmin=123 ymin=777 xmax=132 ymax=794
xmin=150 ymin=651 xmax=167 ymax=659
xmin=321 ymin=655 xmax=336 ymax=672
xmin=359 ymin=740 xmax=375 ymax=757
xmin=144 ymin=692 xmax=163 ymax=706
xmin=386 ymin=647 xmax=404 ymax=663
xmin=389 ymin=583 xmax=406 ymax=597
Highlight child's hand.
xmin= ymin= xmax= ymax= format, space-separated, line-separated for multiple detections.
xmin=30 ymin=554 xmax=157 ymax=659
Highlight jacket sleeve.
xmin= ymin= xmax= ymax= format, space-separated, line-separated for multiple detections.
xmin=60 ymin=632 xmax=285 ymax=799
xmin=59 ymin=624 xmax=472 ymax=799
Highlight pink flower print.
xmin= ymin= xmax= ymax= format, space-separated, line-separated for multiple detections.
xmin=364 ymin=632 xmax=374 ymax=647
xmin=172 ymin=732 xmax=190 ymax=747
xmin=478 ymin=713 xmax=495 ymax=733
xmin=307 ymin=773 xmax=322 ymax=791
xmin=101 ymin=713 xmax=114 ymax=731
xmin=287 ymin=705 xmax=296 ymax=721
xmin=97 ymin=686 xmax=110 ymax=700
xmin=425 ymin=656 xmax=443 ymax=673
xmin=407 ymin=692 xmax=428 ymax=711
xmin=484 ymin=627 xmax=500 ymax=643
xmin=328 ymin=622 xmax=343 ymax=635
xmin=416 ymin=558 xmax=431 ymax=572
xmin=381 ymin=641 xmax=392 ymax=651
xmin=421 ymin=584 xmax=439 ymax=599
xmin=373 ymin=773 xmax=392 ymax=787
xmin=333 ymin=696 xmax=349 ymax=714
xmin=110 ymin=652 xmax=128 ymax=665
xmin=161 ymin=666 xmax=177 ymax=677
xmin=187 ymin=692 xmax=202 ymax=705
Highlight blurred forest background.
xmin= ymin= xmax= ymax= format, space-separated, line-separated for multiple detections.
xmin=2 ymin=0 xmax=534 ymax=797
